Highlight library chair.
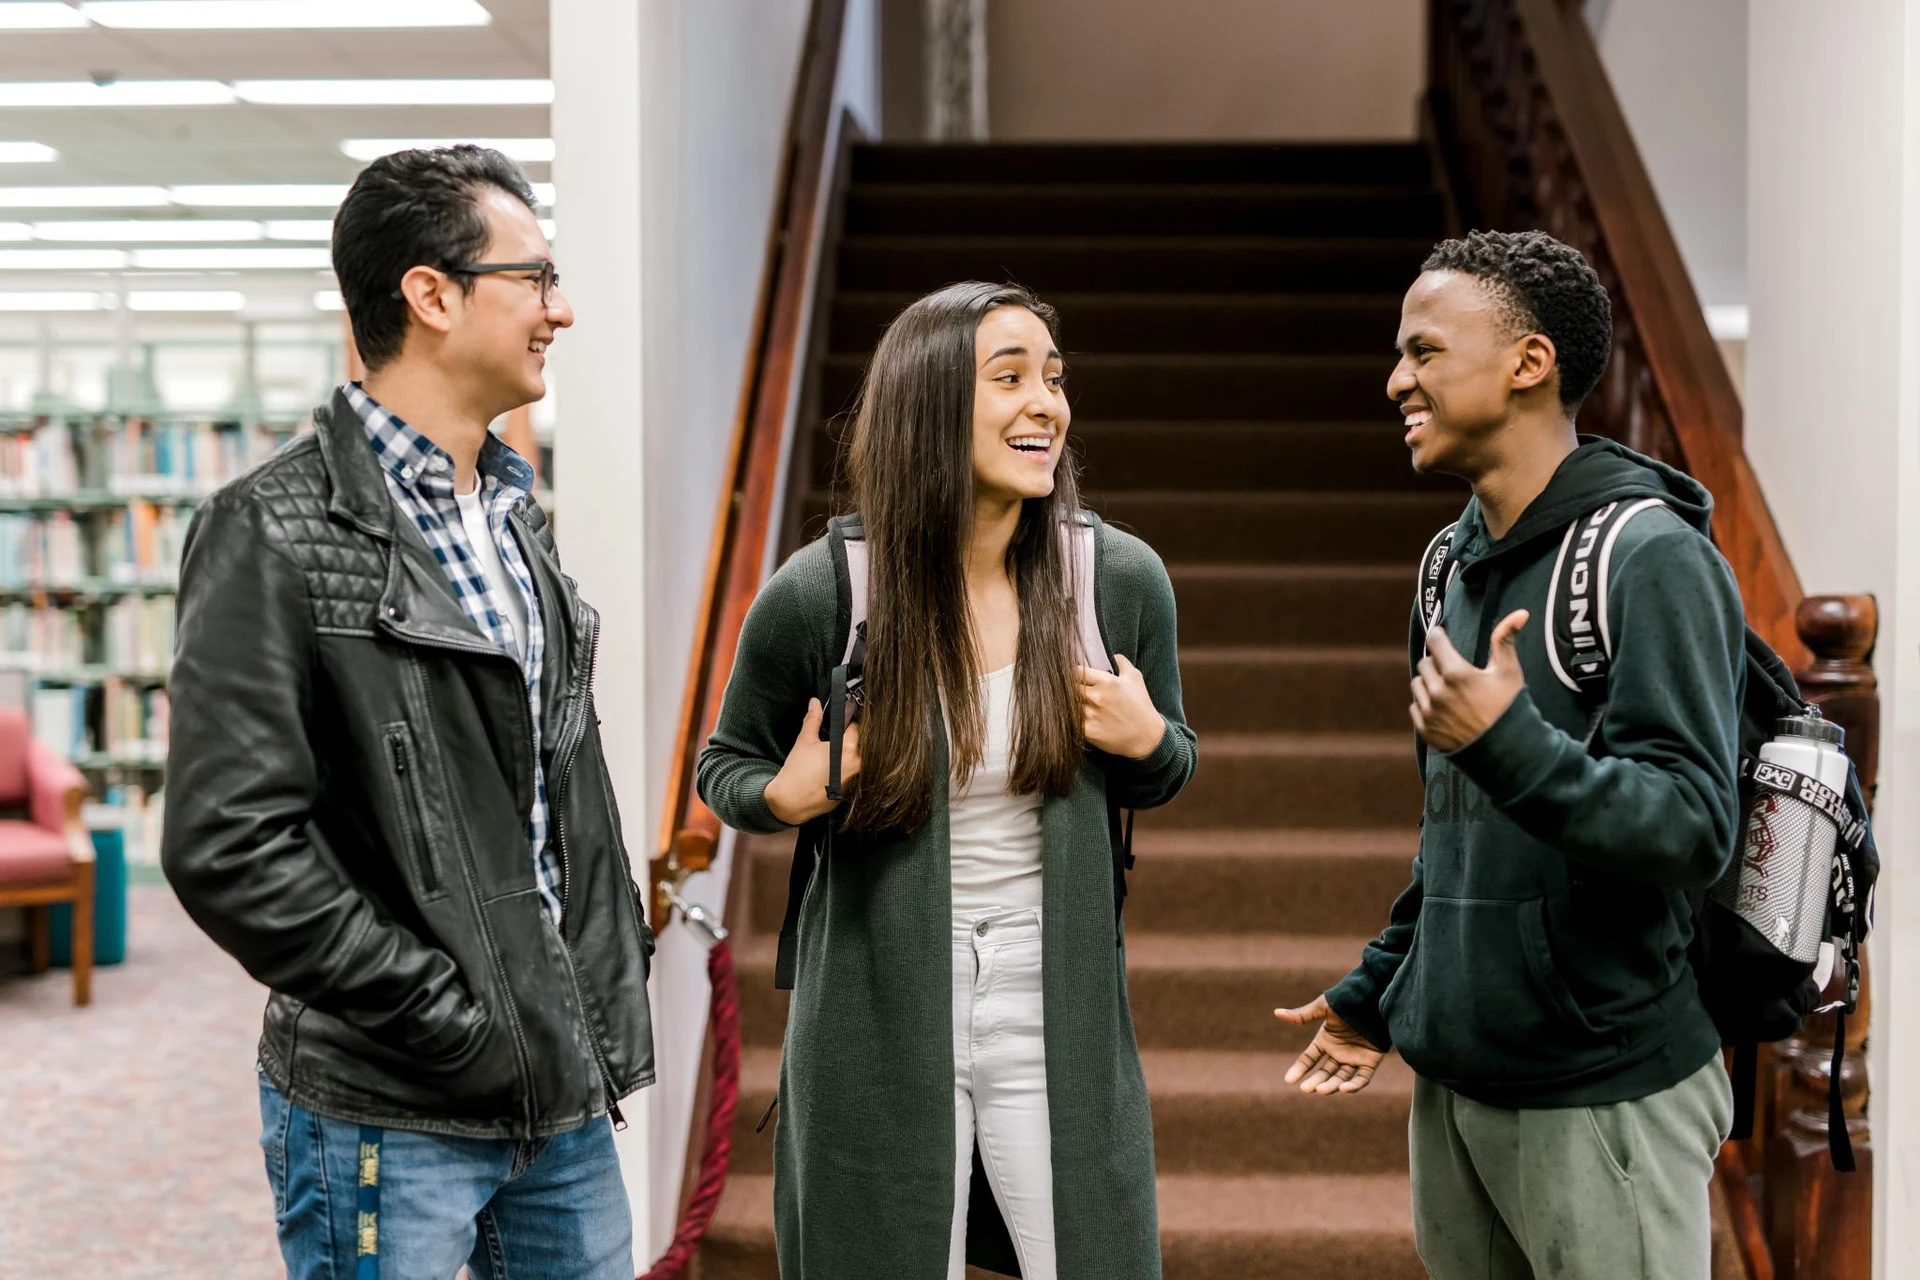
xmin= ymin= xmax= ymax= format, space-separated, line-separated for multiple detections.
xmin=0 ymin=705 xmax=94 ymax=1006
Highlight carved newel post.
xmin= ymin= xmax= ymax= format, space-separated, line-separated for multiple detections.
xmin=1765 ymin=595 xmax=1877 ymax=1280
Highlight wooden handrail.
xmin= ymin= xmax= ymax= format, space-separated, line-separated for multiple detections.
xmin=650 ymin=0 xmax=850 ymax=926
xmin=1426 ymin=0 xmax=1806 ymax=667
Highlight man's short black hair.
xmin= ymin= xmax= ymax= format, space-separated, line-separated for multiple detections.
xmin=332 ymin=145 xmax=538 ymax=370
xmin=1421 ymin=230 xmax=1613 ymax=409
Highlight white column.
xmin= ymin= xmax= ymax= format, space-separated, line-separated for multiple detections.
xmin=549 ymin=0 xmax=652 ymax=1263
xmin=1746 ymin=5 xmax=1920 ymax=1276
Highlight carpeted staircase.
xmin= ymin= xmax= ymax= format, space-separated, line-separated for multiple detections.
xmin=702 ymin=142 xmax=1463 ymax=1278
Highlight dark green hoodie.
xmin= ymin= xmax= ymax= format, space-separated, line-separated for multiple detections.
xmin=1327 ymin=437 xmax=1745 ymax=1108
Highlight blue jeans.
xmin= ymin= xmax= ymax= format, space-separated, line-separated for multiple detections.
xmin=259 ymin=1074 xmax=634 ymax=1280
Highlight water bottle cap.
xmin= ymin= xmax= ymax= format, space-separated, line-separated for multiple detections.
xmin=1776 ymin=710 xmax=1845 ymax=747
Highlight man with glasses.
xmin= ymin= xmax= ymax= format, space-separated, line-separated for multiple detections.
xmin=163 ymin=145 xmax=655 ymax=1279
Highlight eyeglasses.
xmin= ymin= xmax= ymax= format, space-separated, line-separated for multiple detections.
xmin=452 ymin=260 xmax=561 ymax=305
xmin=389 ymin=260 xmax=561 ymax=305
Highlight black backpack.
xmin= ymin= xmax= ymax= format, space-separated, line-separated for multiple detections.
xmin=1419 ymin=500 xmax=1879 ymax=1169
xmin=771 ymin=511 xmax=1136 ymax=992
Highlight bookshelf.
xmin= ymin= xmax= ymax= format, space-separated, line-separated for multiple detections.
xmin=0 ymin=410 xmax=302 ymax=860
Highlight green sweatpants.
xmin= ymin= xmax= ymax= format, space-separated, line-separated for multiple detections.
xmin=1410 ymin=1056 xmax=1733 ymax=1280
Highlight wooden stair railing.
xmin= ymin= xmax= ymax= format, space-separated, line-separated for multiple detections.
xmin=645 ymin=0 xmax=849 ymax=1254
xmin=651 ymin=0 xmax=848 ymax=922
xmin=1426 ymin=0 xmax=1805 ymax=668
xmin=1427 ymin=3 xmax=1874 ymax=1278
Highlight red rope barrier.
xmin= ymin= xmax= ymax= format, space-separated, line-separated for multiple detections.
xmin=639 ymin=937 xmax=742 ymax=1280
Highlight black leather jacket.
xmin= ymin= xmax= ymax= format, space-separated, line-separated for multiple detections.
xmin=162 ymin=390 xmax=655 ymax=1139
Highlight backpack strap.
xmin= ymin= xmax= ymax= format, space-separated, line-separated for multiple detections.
xmin=1416 ymin=521 xmax=1462 ymax=638
xmin=1544 ymin=497 xmax=1668 ymax=699
xmin=1071 ymin=512 xmax=1134 ymax=930
xmin=775 ymin=515 xmax=865 ymax=991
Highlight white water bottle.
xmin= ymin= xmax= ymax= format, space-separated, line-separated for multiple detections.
xmin=1713 ymin=710 xmax=1849 ymax=964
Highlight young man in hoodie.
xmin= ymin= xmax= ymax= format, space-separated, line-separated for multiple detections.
xmin=1274 ymin=230 xmax=1742 ymax=1279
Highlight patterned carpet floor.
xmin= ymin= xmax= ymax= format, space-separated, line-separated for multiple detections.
xmin=0 ymin=882 xmax=282 ymax=1277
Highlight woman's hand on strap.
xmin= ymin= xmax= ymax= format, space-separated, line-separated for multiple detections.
xmin=763 ymin=698 xmax=862 ymax=826
xmin=1078 ymin=655 xmax=1167 ymax=760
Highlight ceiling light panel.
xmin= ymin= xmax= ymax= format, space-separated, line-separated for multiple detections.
xmin=263 ymin=220 xmax=333 ymax=241
xmin=0 ymin=187 xmax=171 ymax=208
xmin=0 ymin=223 xmax=29 ymax=241
xmin=0 ymin=81 xmax=237 ymax=107
xmin=0 ymin=142 xmax=58 ymax=163
xmin=125 ymin=290 xmax=246 ymax=312
xmin=340 ymin=137 xmax=555 ymax=163
xmin=0 ymin=249 xmax=131 ymax=269
xmin=0 ymin=4 xmax=88 ymax=30
xmin=130 ymin=247 xmax=331 ymax=270
xmin=170 ymin=185 xmax=350 ymax=208
xmin=0 ymin=293 xmax=111 ymax=311
xmin=32 ymin=219 xmax=264 ymax=242
xmin=80 ymin=1 xmax=491 ymax=28
xmin=313 ymin=290 xmax=345 ymax=312
xmin=235 ymin=80 xmax=553 ymax=106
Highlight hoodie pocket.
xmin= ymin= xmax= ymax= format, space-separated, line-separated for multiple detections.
xmin=1388 ymin=895 xmax=1614 ymax=1082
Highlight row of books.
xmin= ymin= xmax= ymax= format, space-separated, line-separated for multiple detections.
xmin=0 ymin=605 xmax=87 ymax=669
xmin=98 ymin=419 xmax=291 ymax=498
xmin=0 ymin=596 xmax=173 ymax=672
xmin=103 ymin=595 xmax=175 ymax=674
xmin=0 ymin=417 xmax=292 ymax=500
xmin=0 ymin=423 xmax=84 ymax=498
xmin=0 ymin=503 xmax=189 ymax=588
xmin=32 ymin=681 xmax=170 ymax=765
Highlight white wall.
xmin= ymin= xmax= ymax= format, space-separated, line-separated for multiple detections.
xmin=556 ymin=0 xmax=881 ymax=1264
xmin=986 ymin=0 xmax=1424 ymax=140
xmin=1744 ymin=5 xmax=1920 ymax=1276
xmin=1586 ymin=0 xmax=1748 ymax=314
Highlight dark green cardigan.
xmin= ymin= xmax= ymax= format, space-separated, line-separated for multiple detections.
xmin=698 ymin=518 xmax=1197 ymax=1279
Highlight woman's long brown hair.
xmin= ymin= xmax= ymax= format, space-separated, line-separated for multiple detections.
xmin=843 ymin=281 xmax=1085 ymax=837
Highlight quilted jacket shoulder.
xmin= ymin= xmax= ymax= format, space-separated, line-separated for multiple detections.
xmin=216 ymin=432 xmax=387 ymax=635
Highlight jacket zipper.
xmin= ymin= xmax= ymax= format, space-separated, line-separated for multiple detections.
xmin=386 ymin=730 xmax=440 ymax=893
xmin=386 ymin=625 xmax=542 ymax=1126
xmin=544 ymin=607 xmax=631 ymax=1129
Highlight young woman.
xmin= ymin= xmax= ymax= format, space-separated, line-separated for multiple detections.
xmin=698 ymin=281 xmax=1197 ymax=1280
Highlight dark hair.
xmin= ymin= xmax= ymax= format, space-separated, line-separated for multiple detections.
xmin=844 ymin=281 xmax=1085 ymax=837
xmin=1422 ymin=230 xmax=1613 ymax=408
xmin=332 ymin=145 xmax=538 ymax=370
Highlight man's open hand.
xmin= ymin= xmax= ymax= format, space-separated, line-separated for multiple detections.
xmin=1409 ymin=610 xmax=1530 ymax=753
xmin=1273 ymin=994 xmax=1385 ymax=1095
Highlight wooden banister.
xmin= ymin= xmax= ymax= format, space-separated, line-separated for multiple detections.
xmin=1425 ymin=0 xmax=1806 ymax=666
xmin=1427 ymin=4 xmax=1876 ymax=1277
xmin=650 ymin=0 xmax=850 ymax=927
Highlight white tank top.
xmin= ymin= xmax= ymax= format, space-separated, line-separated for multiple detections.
xmin=948 ymin=664 xmax=1044 ymax=915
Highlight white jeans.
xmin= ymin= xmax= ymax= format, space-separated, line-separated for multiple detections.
xmin=948 ymin=908 xmax=1057 ymax=1280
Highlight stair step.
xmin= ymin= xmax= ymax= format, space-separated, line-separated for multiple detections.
xmin=1166 ymin=731 xmax=1421 ymax=830
xmin=1167 ymin=563 xmax=1416 ymax=647
xmin=807 ymin=419 xmax=1454 ymax=493
xmin=735 ymin=931 xmax=1373 ymax=1052
xmin=703 ymin=1172 xmax=1422 ymax=1280
xmin=850 ymin=141 xmax=1433 ymax=187
xmin=1095 ymin=490 xmax=1459 ymax=564
xmin=844 ymin=184 xmax=1445 ymax=239
xmin=834 ymin=235 xmax=1431 ymax=296
xmin=821 ymin=351 xmax=1397 ymax=419
xmin=1181 ymin=644 xmax=1412 ymax=734
xmin=726 ymin=1047 xmax=1413 ymax=1179
xmin=738 ymin=826 xmax=1415 ymax=938
xmin=830 ymin=292 xmax=1407 ymax=355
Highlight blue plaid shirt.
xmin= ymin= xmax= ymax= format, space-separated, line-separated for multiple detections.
xmin=346 ymin=383 xmax=562 ymax=924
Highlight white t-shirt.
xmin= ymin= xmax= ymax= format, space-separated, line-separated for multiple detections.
xmin=454 ymin=482 xmax=529 ymax=660
xmin=948 ymin=664 xmax=1045 ymax=915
